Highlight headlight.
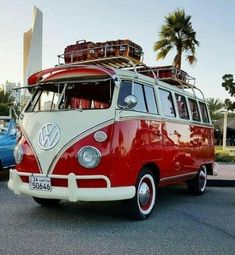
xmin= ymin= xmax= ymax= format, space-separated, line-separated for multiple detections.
xmin=77 ymin=146 xmax=101 ymax=168
xmin=14 ymin=144 xmax=23 ymax=164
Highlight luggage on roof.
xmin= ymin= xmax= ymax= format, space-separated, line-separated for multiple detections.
xmin=62 ymin=39 xmax=144 ymax=64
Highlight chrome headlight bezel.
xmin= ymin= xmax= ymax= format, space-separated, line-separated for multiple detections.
xmin=77 ymin=146 xmax=101 ymax=169
xmin=14 ymin=144 xmax=23 ymax=164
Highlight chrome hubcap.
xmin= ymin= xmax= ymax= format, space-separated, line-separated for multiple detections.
xmin=199 ymin=166 xmax=207 ymax=191
xmin=139 ymin=182 xmax=151 ymax=206
xmin=137 ymin=174 xmax=156 ymax=215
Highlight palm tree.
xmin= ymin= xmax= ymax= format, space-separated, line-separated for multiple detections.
xmin=0 ymin=90 xmax=14 ymax=106
xmin=0 ymin=90 xmax=15 ymax=116
xmin=206 ymin=98 xmax=224 ymax=121
xmin=153 ymin=9 xmax=199 ymax=69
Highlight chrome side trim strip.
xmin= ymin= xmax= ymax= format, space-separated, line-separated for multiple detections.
xmin=159 ymin=171 xmax=198 ymax=184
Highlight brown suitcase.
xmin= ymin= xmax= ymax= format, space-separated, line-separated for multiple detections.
xmin=154 ymin=66 xmax=187 ymax=81
xmin=64 ymin=40 xmax=94 ymax=63
xmin=94 ymin=42 xmax=106 ymax=58
xmin=105 ymin=40 xmax=117 ymax=57
xmin=87 ymin=42 xmax=97 ymax=60
xmin=63 ymin=39 xmax=143 ymax=64
xmin=138 ymin=66 xmax=187 ymax=82
xmin=116 ymin=39 xmax=143 ymax=62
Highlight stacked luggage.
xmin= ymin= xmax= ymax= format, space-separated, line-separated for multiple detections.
xmin=64 ymin=40 xmax=95 ymax=63
xmin=62 ymin=39 xmax=192 ymax=86
xmin=63 ymin=39 xmax=143 ymax=64
xmin=137 ymin=65 xmax=188 ymax=82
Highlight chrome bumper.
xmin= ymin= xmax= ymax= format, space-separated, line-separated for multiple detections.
xmin=8 ymin=169 xmax=136 ymax=202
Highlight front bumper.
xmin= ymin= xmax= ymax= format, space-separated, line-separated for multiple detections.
xmin=8 ymin=169 xmax=136 ymax=202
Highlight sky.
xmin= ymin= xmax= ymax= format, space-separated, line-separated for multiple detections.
xmin=0 ymin=0 xmax=235 ymax=100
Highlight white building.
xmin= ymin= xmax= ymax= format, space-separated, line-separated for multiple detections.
xmin=44 ymin=101 xmax=53 ymax=110
xmin=23 ymin=7 xmax=43 ymax=87
xmin=4 ymin=80 xmax=21 ymax=105
xmin=21 ymin=7 xmax=43 ymax=108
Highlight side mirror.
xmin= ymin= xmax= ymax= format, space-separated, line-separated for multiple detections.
xmin=124 ymin=95 xmax=138 ymax=109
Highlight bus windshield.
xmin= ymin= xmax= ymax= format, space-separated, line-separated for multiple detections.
xmin=25 ymin=79 xmax=114 ymax=112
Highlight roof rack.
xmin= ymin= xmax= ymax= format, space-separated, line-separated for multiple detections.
xmin=135 ymin=65 xmax=196 ymax=87
xmin=58 ymin=55 xmax=143 ymax=69
xmin=57 ymin=46 xmax=204 ymax=99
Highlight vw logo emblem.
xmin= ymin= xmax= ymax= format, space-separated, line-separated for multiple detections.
xmin=38 ymin=123 xmax=61 ymax=150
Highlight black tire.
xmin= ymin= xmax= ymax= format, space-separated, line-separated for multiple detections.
xmin=123 ymin=168 xmax=157 ymax=220
xmin=187 ymin=165 xmax=207 ymax=195
xmin=33 ymin=197 xmax=61 ymax=206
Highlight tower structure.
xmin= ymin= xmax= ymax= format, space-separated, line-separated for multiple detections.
xmin=22 ymin=6 xmax=43 ymax=104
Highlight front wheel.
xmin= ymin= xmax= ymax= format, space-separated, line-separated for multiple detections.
xmin=33 ymin=197 xmax=61 ymax=206
xmin=187 ymin=165 xmax=207 ymax=195
xmin=124 ymin=168 xmax=156 ymax=220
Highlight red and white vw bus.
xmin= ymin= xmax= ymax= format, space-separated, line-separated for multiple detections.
xmin=8 ymin=55 xmax=216 ymax=220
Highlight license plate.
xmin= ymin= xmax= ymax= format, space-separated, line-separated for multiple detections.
xmin=29 ymin=175 xmax=52 ymax=191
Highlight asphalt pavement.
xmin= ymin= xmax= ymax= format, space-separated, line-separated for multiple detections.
xmin=0 ymin=166 xmax=235 ymax=254
xmin=0 ymin=180 xmax=235 ymax=255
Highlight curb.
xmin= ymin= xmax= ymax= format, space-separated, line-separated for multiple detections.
xmin=207 ymin=179 xmax=235 ymax=188
xmin=216 ymin=162 xmax=235 ymax=165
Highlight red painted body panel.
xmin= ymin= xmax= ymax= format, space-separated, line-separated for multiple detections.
xmin=16 ymin=137 xmax=41 ymax=183
xmin=109 ymin=119 xmax=163 ymax=186
xmin=16 ymin=137 xmax=41 ymax=174
xmin=50 ymin=119 xmax=163 ymax=187
xmin=52 ymin=124 xmax=114 ymax=187
xmin=16 ymin=119 xmax=214 ymax=189
xmin=159 ymin=121 xmax=214 ymax=186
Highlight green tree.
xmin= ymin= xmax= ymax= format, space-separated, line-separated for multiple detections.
xmin=222 ymin=74 xmax=235 ymax=110
xmin=0 ymin=90 xmax=15 ymax=116
xmin=0 ymin=104 xmax=9 ymax=116
xmin=206 ymin=98 xmax=224 ymax=121
xmin=153 ymin=9 xmax=199 ymax=69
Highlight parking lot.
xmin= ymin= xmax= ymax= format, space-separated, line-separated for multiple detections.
xmin=0 ymin=172 xmax=235 ymax=255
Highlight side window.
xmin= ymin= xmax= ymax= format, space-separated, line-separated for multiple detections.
xmin=159 ymin=89 xmax=176 ymax=117
xmin=189 ymin=98 xmax=200 ymax=121
xmin=118 ymin=81 xmax=158 ymax=114
xmin=175 ymin=94 xmax=189 ymax=119
xmin=199 ymin=102 xmax=210 ymax=123
xmin=133 ymin=83 xmax=147 ymax=112
xmin=117 ymin=81 xmax=132 ymax=107
xmin=144 ymin=86 xmax=158 ymax=114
